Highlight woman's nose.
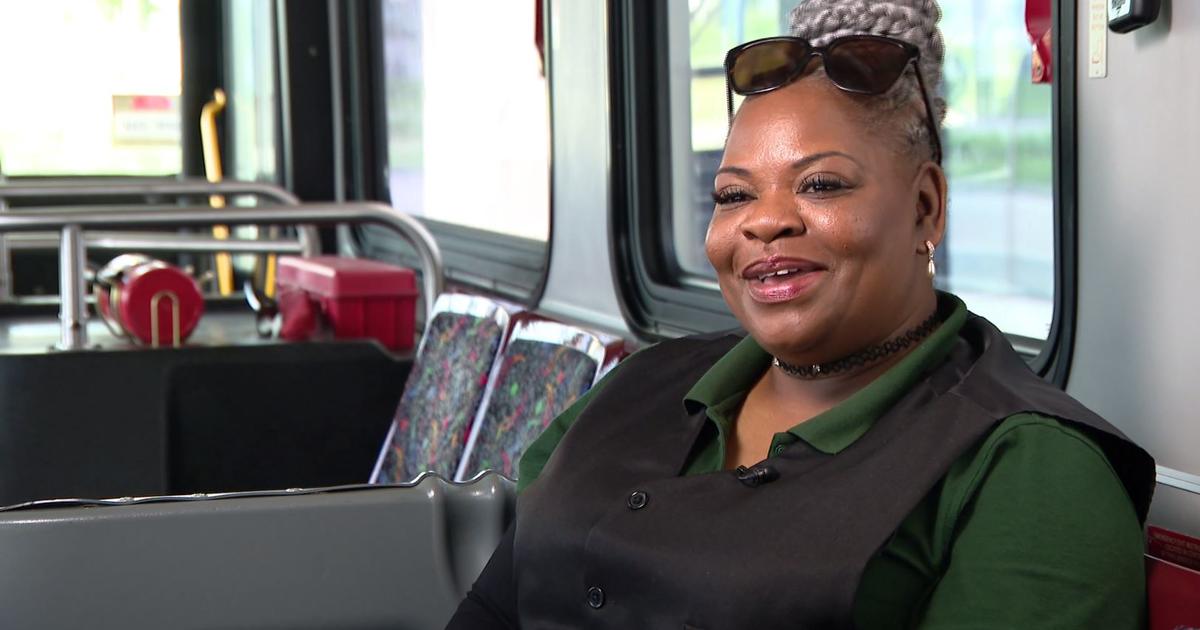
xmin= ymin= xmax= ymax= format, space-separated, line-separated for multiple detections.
xmin=740 ymin=195 xmax=805 ymax=243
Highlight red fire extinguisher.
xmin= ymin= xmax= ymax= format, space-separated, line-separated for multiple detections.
xmin=94 ymin=254 xmax=205 ymax=348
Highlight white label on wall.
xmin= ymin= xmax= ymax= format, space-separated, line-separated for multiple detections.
xmin=1090 ymin=0 xmax=1109 ymax=78
xmin=112 ymin=95 xmax=181 ymax=145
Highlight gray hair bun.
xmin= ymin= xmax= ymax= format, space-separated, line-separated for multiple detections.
xmin=789 ymin=0 xmax=946 ymax=125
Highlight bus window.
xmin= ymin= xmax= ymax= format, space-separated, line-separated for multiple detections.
xmin=379 ymin=0 xmax=550 ymax=242
xmin=939 ymin=2 xmax=1054 ymax=342
xmin=667 ymin=0 xmax=1056 ymax=344
xmin=224 ymin=0 xmax=278 ymax=184
xmin=0 ymin=0 xmax=182 ymax=176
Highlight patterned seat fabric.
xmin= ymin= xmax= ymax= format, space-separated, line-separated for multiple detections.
xmin=456 ymin=324 xmax=603 ymax=481
xmin=372 ymin=299 xmax=508 ymax=484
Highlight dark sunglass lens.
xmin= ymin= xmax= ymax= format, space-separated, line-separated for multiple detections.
xmin=825 ymin=39 xmax=912 ymax=94
xmin=730 ymin=40 xmax=812 ymax=94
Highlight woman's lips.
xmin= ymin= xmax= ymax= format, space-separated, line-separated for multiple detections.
xmin=746 ymin=268 xmax=824 ymax=303
xmin=741 ymin=256 xmax=827 ymax=304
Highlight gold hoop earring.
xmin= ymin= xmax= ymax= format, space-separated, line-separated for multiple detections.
xmin=925 ymin=240 xmax=936 ymax=279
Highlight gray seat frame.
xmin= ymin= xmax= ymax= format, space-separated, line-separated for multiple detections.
xmin=0 ymin=473 xmax=513 ymax=630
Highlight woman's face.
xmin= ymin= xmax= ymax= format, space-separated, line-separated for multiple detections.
xmin=705 ymin=76 xmax=945 ymax=363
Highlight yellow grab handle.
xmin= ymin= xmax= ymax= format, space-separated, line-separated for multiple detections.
xmin=200 ymin=88 xmax=233 ymax=296
xmin=263 ymin=254 xmax=277 ymax=298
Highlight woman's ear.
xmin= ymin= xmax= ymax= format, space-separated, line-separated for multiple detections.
xmin=914 ymin=161 xmax=948 ymax=247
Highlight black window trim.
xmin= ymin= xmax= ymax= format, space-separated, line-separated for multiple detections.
xmin=1030 ymin=0 xmax=1077 ymax=386
xmin=608 ymin=0 xmax=1078 ymax=386
xmin=608 ymin=0 xmax=739 ymax=339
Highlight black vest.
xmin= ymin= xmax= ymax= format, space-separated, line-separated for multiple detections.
xmin=514 ymin=315 xmax=1154 ymax=629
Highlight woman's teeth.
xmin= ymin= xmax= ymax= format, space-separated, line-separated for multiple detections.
xmin=758 ymin=268 xmax=799 ymax=282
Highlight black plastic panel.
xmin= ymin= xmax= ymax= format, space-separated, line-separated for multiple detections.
xmin=0 ymin=341 xmax=409 ymax=505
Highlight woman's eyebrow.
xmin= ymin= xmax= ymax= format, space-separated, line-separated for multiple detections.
xmin=715 ymin=165 xmax=752 ymax=178
xmin=790 ymin=151 xmax=859 ymax=169
xmin=715 ymin=151 xmax=860 ymax=178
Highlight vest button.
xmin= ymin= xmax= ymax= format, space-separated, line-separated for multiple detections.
xmin=587 ymin=586 xmax=606 ymax=609
xmin=627 ymin=490 xmax=648 ymax=510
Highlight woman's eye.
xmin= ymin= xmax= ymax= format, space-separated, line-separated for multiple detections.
xmin=712 ymin=187 xmax=754 ymax=206
xmin=799 ymin=175 xmax=848 ymax=195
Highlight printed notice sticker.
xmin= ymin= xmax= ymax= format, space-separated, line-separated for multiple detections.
xmin=1108 ymin=0 xmax=1133 ymax=20
xmin=1148 ymin=526 xmax=1200 ymax=572
xmin=1089 ymin=0 xmax=1108 ymax=78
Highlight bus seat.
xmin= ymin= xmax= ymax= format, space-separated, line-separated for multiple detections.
xmin=454 ymin=319 xmax=606 ymax=481
xmin=597 ymin=339 xmax=632 ymax=381
xmin=0 ymin=472 xmax=514 ymax=630
xmin=371 ymin=293 xmax=515 ymax=484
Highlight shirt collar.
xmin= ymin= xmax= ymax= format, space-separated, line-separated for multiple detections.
xmin=683 ymin=292 xmax=969 ymax=454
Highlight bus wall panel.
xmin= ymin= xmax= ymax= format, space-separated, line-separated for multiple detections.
xmin=538 ymin=0 xmax=632 ymax=337
xmin=1070 ymin=0 xmax=1200 ymax=534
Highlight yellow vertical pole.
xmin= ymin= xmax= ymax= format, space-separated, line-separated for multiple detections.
xmin=263 ymin=250 xmax=278 ymax=298
xmin=200 ymin=88 xmax=233 ymax=296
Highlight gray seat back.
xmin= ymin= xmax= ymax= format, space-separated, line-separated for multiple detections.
xmin=0 ymin=473 xmax=514 ymax=630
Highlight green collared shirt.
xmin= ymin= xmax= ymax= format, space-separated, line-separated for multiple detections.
xmin=519 ymin=297 xmax=1145 ymax=629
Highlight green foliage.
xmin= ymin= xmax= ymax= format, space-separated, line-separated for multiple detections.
xmin=945 ymin=125 xmax=1053 ymax=189
xmin=689 ymin=0 xmax=786 ymax=69
xmin=98 ymin=0 xmax=160 ymax=25
xmin=387 ymin=80 xmax=424 ymax=169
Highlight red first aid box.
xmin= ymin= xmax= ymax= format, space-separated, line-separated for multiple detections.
xmin=276 ymin=256 xmax=418 ymax=351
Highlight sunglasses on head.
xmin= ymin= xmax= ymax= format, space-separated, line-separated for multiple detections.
xmin=723 ymin=34 xmax=943 ymax=164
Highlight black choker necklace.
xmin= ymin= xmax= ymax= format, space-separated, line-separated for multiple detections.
xmin=772 ymin=312 xmax=942 ymax=379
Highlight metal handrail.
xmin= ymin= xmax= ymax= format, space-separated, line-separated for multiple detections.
xmin=1158 ymin=466 xmax=1200 ymax=496
xmin=5 ymin=232 xmax=306 ymax=255
xmin=0 ymin=180 xmax=323 ymax=300
xmin=0 ymin=179 xmax=320 ymax=253
xmin=0 ymin=179 xmax=300 ymax=204
xmin=0 ymin=202 xmax=443 ymax=350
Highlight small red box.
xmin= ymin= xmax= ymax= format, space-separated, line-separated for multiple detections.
xmin=276 ymin=256 xmax=418 ymax=351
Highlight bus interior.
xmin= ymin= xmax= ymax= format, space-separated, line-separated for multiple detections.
xmin=0 ymin=0 xmax=1196 ymax=628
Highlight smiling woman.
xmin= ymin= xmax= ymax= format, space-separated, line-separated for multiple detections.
xmin=445 ymin=1 xmax=1154 ymax=628
xmin=709 ymin=78 xmax=945 ymax=383
xmin=663 ymin=0 xmax=1057 ymax=345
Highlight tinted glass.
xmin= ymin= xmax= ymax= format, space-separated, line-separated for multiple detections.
xmin=824 ymin=38 xmax=912 ymax=93
xmin=225 ymin=0 xmax=279 ymax=184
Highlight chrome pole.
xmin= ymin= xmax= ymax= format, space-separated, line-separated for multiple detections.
xmin=57 ymin=225 xmax=88 ymax=351
xmin=0 ymin=198 xmax=9 ymax=302
xmin=0 ymin=179 xmax=322 ymax=259
xmin=5 ymin=232 xmax=307 ymax=255
xmin=0 ymin=171 xmax=10 ymax=301
xmin=0 ymin=179 xmax=301 ymax=204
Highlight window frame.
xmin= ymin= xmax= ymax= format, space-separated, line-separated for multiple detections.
xmin=609 ymin=0 xmax=740 ymax=338
xmin=608 ymin=0 xmax=1078 ymax=385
